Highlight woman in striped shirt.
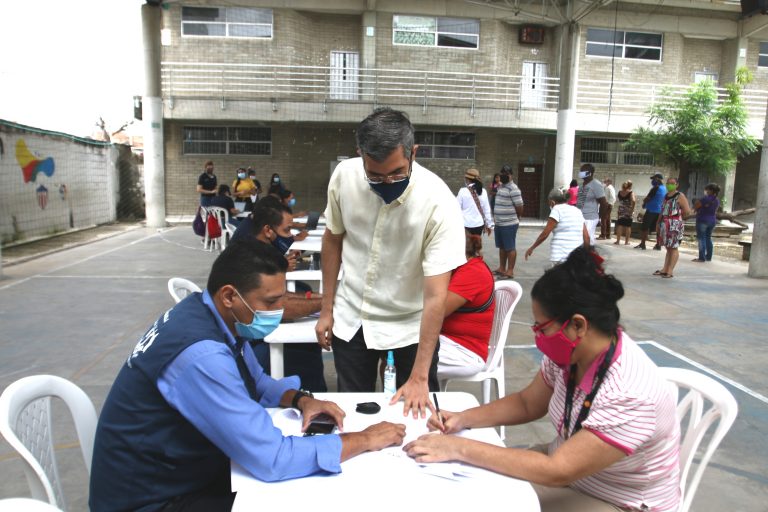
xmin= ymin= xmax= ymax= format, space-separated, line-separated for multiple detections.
xmin=405 ymin=246 xmax=681 ymax=512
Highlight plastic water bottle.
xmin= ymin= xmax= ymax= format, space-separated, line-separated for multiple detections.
xmin=383 ymin=351 xmax=396 ymax=398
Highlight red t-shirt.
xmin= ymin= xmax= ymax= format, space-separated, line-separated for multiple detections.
xmin=441 ymin=257 xmax=496 ymax=360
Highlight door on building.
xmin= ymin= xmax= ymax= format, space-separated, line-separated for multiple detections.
xmin=517 ymin=163 xmax=542 ymax=218
xmin=330 ymin=51 xmax=359 ymax=100
xmin=521 ymin=62 xmax=549 ymax=109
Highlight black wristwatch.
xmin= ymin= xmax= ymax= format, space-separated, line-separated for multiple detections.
xmin=291 ymin=389 xmax=313 ymax=411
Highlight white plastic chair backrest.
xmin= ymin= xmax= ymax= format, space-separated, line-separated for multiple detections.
xmin=167 ymin=277 xmax=202 ymax=303
xmin=206 ymin=206 xmax=229 ymax=235
xmin=482 ymin=280 xmax=523 ymax=371
xmin=659 ymin=367 xmax=738 ymax=512
xmin=0 ymin=375 xmax=97 ymax=511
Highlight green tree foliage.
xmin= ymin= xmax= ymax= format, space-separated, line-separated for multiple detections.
xmin=625 ymin=67 xmax=758 ymax=193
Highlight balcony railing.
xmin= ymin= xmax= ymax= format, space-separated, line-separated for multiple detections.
xmin=161 ymin=62 xmax=561 ymax=113
xmin=160 ymin=62 xmax=768 ymax=125
xmin=577 ymin=79 xmax=768 ymax=119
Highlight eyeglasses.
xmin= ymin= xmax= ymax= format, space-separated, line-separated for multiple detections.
xmin=362 ymin=156 xmax=413 ymax=184
xmin=531 ymin=318 xmax=557 ymax=334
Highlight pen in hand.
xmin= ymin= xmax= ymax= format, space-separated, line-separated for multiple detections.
xmin=433 ymin=392 xmax=445 ymax=431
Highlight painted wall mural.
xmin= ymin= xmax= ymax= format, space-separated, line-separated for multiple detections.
xmin=16 ymin=139 xmax=55 ymax=183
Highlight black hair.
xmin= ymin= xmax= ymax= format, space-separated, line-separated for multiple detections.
xmin=268 ymin=184 xmax=282 ymax=196
xmin=206 ymin=238 xmax=287 ymax=295
xmin=257 ymin=195 xmax=287 ymax=211
xmin=705 ymin=183 xmax=721 ymax=196
xmin=250 ymin=204 xmax=286 ymax=236
xmin=356 ymin=107 xmax=415 ymax=162
xmin=217 ymin=184 xmax=231 ymax=196
xmin=278 ymin=189 xmax=293 ymax=200
xmin=465 ymin=231 xmax=483 ymax=258
xmin=569 ymin=179 xmax=578 ymax=188
xmin=531 ymin=246 xmax=624 ymax=337
xmin=469 ymin=180 xmax=483 ymax=195
xmin=500 ymin=164 xmax=512 ymax=174
xmin=271 ymin=173 xmax=281 ymax=183
xmin=580 ymin=163 xmax=595 ymax=175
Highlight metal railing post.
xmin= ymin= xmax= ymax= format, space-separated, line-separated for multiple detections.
xmin=471 ymin=77 xmax=476 ymax=118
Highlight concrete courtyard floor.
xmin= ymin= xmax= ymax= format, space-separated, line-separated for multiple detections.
xmin=0 ymin=222 xmax=766 ymax=511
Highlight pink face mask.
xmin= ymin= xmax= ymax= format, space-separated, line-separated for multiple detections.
xmin=532 ymin=319 xmax=580 ymax=367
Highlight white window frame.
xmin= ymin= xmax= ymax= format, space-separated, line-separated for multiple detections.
xmin=392 ymin=15 xmax=479 ymax=49
xmin=580 ymin=137 xmax=653 ymax=166
xmin=694 ymin=71 xmax=718 ymax=84
xmin=182 ymin=126 xmax=272 ymax=156
xmin=585 ymin=28 xmax=663 ymax=62
xmin=759 ymin=42 xmax=768 ymax=67
xmin=181 ymin=6 xmax=273 ymax=40
xmin=415 ymin=131 xmax=476 ymax=160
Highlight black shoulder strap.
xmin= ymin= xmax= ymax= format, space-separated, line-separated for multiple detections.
xmin=456 ymin=261 xmax=495 ymax=314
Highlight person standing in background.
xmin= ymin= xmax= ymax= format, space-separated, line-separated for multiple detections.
xmin=598 ymin=178 xmax=616 ymax=240
xmin=492 ymin=165 xmax=524 ymax=280
xmin=196 ymin=160 xmax=217 ymax=207
xmin=692 ymin=183 xmax=721 ymax=262
xmin=488 ymin=173 xmax=501 ymax=212
xmin=232 ymin=167 xmax=257 ymax=212
xmin=635 ymin=172 xmax=667 ymax=250
xmin=567 ymin=179 xmax=579 ymax=206
xmin=458 ymin=168 xmax=494 ymax=236
xmin=614 ymin=181 xmax=636 ymax=245
xmin=575 ymin=164 xmax=608 ymax=245
xmin=654 ymin=177 xmax=692 ymax=278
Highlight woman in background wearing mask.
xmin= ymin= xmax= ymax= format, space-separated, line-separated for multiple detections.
xmin=268 ymin=173 xmax=286 ymax=196
xmin=232 ymin=167 xmax=257 ymax=211
xmin=404 ymin=246 xmax=681 ymax=512
xmin=692 ymin=183 xmax=721 ymax=262
xmin=653 ymin=177 xmax=692 ymax=278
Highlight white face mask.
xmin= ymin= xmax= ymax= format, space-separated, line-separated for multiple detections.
xmin=578 ymin=171 xmax=589 ymax=179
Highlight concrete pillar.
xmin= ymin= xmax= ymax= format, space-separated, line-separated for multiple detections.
xmin=361 ymin=11 xmax=377 ymax=104
xmin=141 ymin=3 xmax=166 ymax=228
xmin=748 ymin=110 xmax=768 ymax=277
xmin=554 ymin=22 xmax=581 ymax=189
xmin=719 ymin=38 xmax=748 ymax=210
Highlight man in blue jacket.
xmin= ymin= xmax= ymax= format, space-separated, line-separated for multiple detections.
xmin=90 ymin=239 xmax=404 ymax=511
xmin=635 ymin=172 xmax=668 ymax=250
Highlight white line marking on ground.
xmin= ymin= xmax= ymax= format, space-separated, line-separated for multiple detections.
xmin=0 ymin=230 xmax=163 ymax=291
xmin=504 ymin=341 xmax=768 ymax=405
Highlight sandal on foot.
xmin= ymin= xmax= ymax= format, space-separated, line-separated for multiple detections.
xmin=653 ymin=270 xmax=664 ymax=276
xmin=691 ymin=258 xmax=704 ymax=262
xmin=662 ymin=273 xmax=674 ymax=278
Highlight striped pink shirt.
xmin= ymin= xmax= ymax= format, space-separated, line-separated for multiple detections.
xmin=540 ymin=332 xmax=681 ymax=512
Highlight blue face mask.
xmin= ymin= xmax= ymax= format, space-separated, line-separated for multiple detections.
xmin=272 ymin=234 xmax=294 ymax=254
xmin=238 ymin=172 xmax=247 ymax=179
xmin=369 ymin=178 xmax=410 ymax=204
xmin=233 ymin=289 xmax=284 ymax=340
xmin=287 ymin=198 xmax=297 ymax=208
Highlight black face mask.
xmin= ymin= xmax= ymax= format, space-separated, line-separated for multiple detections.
xmin=500 ymin=174 xmax=510 ymax=184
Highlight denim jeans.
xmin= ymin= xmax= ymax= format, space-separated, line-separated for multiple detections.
xmin=696 ymin=220 xmax=715 ymax=261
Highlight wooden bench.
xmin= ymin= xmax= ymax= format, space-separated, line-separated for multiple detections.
xmin=738 ymin=240 xmax=752 ymax=261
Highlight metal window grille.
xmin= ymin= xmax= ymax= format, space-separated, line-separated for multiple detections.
xmin=393 ymin=15 xmax=479 ymax=49
xmin=415 ymin=131 xmax=476 ymax=159
xmin=182 ymin=126 xmax=272 ymax=155
xmin=580 ymin=137 xmax=653 ymax=166
xmin=585 ymin=28 xmax=662 ymax=62
xmin=181 ymin=7 xmax=273 ymax=39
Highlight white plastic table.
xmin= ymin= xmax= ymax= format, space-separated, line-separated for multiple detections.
xmin=263 ymin=319 xmax=318 ymax=379
xmin=231 ymin=392 xmax=540 ymax=512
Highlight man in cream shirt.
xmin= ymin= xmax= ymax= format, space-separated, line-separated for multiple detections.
xmin=316 ymin=108 xmax=465 ymax=417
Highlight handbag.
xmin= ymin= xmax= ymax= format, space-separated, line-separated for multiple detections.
xmin=193 ymin=207 xmax=206 ymax=237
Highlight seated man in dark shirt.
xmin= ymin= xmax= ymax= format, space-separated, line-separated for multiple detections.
xmin=209 ymin=184 xmax=241 ymax=227
xmin=90 ymin=239 xmax=405 ymax=512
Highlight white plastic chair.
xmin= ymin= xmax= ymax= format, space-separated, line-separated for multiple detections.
xmin=205 ymin=206 xmax=235 ymax=251
xmin=440 ymin=280 xmax=523 ymax=438
xmin=659 ymin=367 xmax=738 ymax=512
xmin=0 ymin=498 xmax=64 ymax=511
xmin=0 ymin=375 xmax=97 ymax=511
xmin=167 ymin=277 xmax=202 ymax=303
